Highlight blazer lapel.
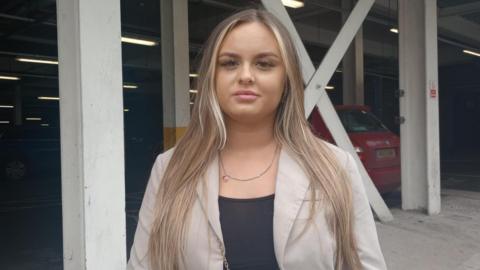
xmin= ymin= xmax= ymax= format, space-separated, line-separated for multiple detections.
xmin=274 ymin=148 xmax=310 ymax=268
xmin=193 ymin=150 xmax=311 ymax=268
xmin=195 ymin=156 xmax=224 ymax=244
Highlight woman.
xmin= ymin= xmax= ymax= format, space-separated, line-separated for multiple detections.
xmin=128 ymin=9 xmax=386 ymax=270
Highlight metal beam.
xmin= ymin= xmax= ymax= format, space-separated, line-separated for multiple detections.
xmin=439 ymin=2 xmax=480 ymax=17
xmin=262 ymin=0 xmax=393 ymax=222
xmin=438 ymin=16 xmax=480 ymax=47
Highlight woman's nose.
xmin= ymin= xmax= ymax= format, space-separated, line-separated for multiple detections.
xmin=238 ymin=64 xmax=254 ymax=84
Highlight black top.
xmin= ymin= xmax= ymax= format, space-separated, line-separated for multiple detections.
xmin=218 ymin=194 xmax=280 ymax=270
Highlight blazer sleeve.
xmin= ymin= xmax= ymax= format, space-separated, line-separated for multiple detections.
xmin=345 ymin=152 xmax=388 ymax=270
xmin=127 ymin=152 xmax=169 ymax=270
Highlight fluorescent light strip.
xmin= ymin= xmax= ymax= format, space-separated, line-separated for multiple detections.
xmin=124 ymin=109 xmax=130 ymax=112
xmin=463 ymin=49 xmax=480 ymax=57
xmin=26 ymin=117 xmax=42 ymax=121
xmin=282 ymin=0 xmax=304 ymax=8
xmin=16 ymin=57 xmax=58 ymax=65
xmin=123 ymin=84 xmax=138 ymax=89
xmin=390 ymin=28 xmax=399 ymax=34
xmin=121 ymin=37 xmax=157 ymax=46
xmin=0 ymin=121 xmax=10 ymax=124
xmin=189 ymin=89 xmax=198 ymax=93
xmin=38 ymin=96 xmax=60 ymax=101
xmin=189 ymin=73 xmax=198 ymax=78
xmin=0 ymin=75 xmax=20 ymax=80
xmin=325 ymin=85 xmax=335 ymax=90
xmin=41 ymin=123 xmax=49 ymax=127
xmin=0 ymin=105 xmax=14 ymax=108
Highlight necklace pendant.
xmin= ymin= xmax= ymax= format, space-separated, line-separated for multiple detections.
xmin=222 ymin=175 xmax=229 ymax=182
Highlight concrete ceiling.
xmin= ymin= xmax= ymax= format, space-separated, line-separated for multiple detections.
xmin=0 ymin=0 xmax=479 ymax=106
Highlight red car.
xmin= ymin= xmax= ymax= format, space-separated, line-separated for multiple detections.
xmin=308 ymin=105 xmax=401 ymax=194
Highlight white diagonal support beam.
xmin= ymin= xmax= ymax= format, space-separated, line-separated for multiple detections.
xmin=261 ymin=0 xmax=315 ymax=82
xmin=303 ymin=0 xmax=374 ymax=114
xmin=262 ymin=0 xmax=393 ymax=221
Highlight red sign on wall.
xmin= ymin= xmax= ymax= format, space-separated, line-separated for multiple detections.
xmin=429 ymin=81 xmax=437 ymax=98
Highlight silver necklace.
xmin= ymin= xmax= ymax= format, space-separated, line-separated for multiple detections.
xmin=219 ymin=145 xmax=279 ymax=182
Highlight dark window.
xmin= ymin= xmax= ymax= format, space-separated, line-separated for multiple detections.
xmin=338 ymin=110 xmax=388 ymax=133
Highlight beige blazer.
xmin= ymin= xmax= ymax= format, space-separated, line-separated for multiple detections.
xmin=127 ymin=144 xmax=387 ymax=270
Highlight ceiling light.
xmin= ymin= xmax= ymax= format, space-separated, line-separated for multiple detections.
xmin=0 ymin=105 xmax=14 ymax=108
xmin=463 ymin=49 xmax=480 ymax=57
xmin=189 ymin=73 xmax=198 ymax=78
xmin=0 ymin=121 xmax=10 ymax=124
xmin=38 ymin=96 xmax=60 ymax=101
xmin=26 ymin=117 xmax=42 ymax=121
xmin=41 ymin=123 xmax=49 ymax=127
xmin=282 ymin=0 xmax=304 ymax=8
xmin=121 ymin=37 xmax=157 ymax=46
xmin=16 ymin=57 xmax=58 ymax=65
xmin=189 ymin=89 xmax=198 ymax=93
xmin=123 ymin=84 xmax=138 ymax=89
xmin=0 ymin=75 xmax=20 ymax=80
xmin=390 ymin=28 xmax=399 ymax=34
xmin=325 ymin=85 xmax=335 ymax=90
xmin=124 ymin=109 xmax=130 ymax=112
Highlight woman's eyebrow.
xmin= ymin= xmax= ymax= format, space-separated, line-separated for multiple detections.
xmin=217 ymin=51 xmax=281 ymax=59
xmin=256 ymin=52 xmax=280 ymax=59
xmin=218 ymin=52 xmax=239 ymax=58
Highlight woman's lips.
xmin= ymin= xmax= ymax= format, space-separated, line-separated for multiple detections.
xmin=233 ymin=90 xmax=259 ymax=101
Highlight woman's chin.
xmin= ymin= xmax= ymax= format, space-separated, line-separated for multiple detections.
xmin=225 ymin=110 xmax=276 ymax=125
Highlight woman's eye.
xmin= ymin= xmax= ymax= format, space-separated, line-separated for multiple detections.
xmin=256 ymin=60 xmax=274 ymax=69
xmin=219 ymin=59 xmax=238 ymax=68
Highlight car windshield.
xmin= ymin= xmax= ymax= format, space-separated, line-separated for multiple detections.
xmin=338 ymin=110 xmax=388 ymax=133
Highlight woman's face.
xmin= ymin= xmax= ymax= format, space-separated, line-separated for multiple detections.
xmin=215 ymin=21 xmax=287 ymax=124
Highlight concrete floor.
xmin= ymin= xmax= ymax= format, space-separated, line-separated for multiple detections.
xmin=0 ymin=158 xmax=479 ymax=269
xmin=379 ymin=189 xmax=480 ymax=270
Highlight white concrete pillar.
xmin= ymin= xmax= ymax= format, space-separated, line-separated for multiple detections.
xmin=161 ymin=0 xmax=190 ymax=150
xmin=342 ymin=0 xmax=365 ymax=105
xmin=399 ymin=0 xmax=441 ymax=214
xmin=56 ymin=0 xmax=126 ymax=269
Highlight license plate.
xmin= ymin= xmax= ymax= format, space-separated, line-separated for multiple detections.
xmin=376 ymin=148 xmax=395 ymax=159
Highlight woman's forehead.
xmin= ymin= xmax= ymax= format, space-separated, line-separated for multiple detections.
xmin=218 ymin=21 xmax=282 ymax=57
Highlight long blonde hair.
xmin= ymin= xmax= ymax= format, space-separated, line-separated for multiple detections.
xmin=149 ymin=9 xmax=360 ymax=270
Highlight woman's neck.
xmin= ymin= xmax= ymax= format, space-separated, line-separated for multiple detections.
xmin=224 ymin=117 xmax=276 ymax=153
